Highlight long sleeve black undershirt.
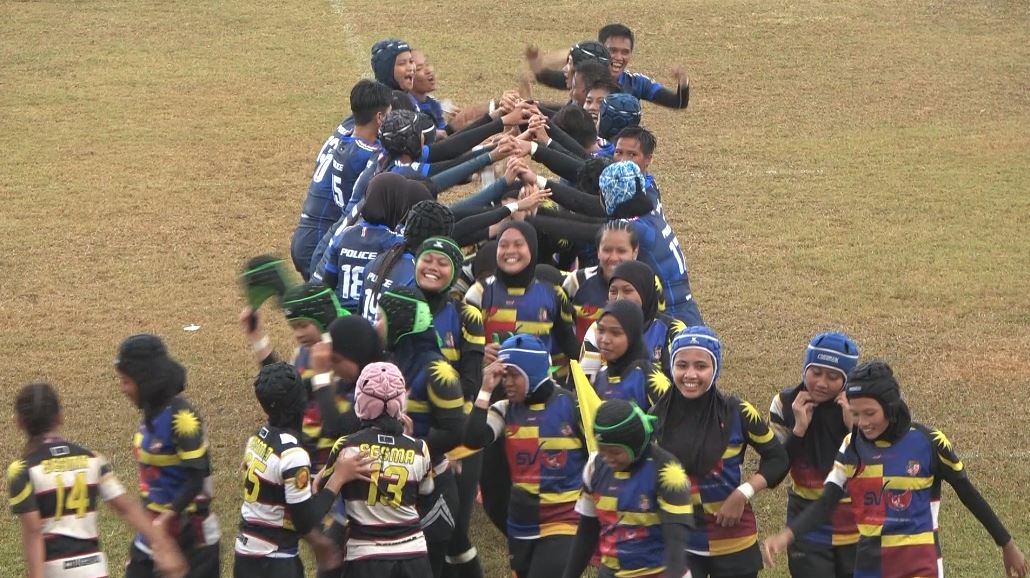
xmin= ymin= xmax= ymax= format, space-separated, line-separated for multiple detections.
xmin=651 ymin=83 xmax=690 ymax=109
xmin=545 ymin=179 xmax=606 ymax=218
xmin=452 ymin=205 xmax=513 ymax=247
xmin=312 ymin=386 xmax=362 ymax=440
xmin=535 ymin=69 xmax=567 ymax=90
xmin=462 ymin=405 xmax=497 ymax=449
xmin=563 ymin=516 xmax=601 ymax=578
xmin=169 ymin=469 xmax=204 ymax=514
xmin=526 ymin=214 xmax=603 ymax=245
xmin=426 ymin=117 xmax=504 ymax=162
xmin=531 ymin=144 xmax=585 ymax=182
xmin=286 ymin=486 xmax=339 ymax=535
xmin=546 ymin=121 xmax=590 ymax=159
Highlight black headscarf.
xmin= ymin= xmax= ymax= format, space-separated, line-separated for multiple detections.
xmin=846 ymin=361 xmax=912 ymax=444
xmin=115 ymin=334 xmax=186 ymax=429
xmin=659 ymin=328 xmax=736 ymax=476
xmin=609 ymin=261 xmax=659 ymax=324
xmin=598 ymin=300 xmax=649 ymax=378
xmin=473 ymin=240 xmax=498 ymax=282
xmin=362 ymin=172 xmax=411 ymax=229
xmin=494 ymin=221 xmax=539 ymax=289
xmin=780 ymin=382 xmax=849 ymax=471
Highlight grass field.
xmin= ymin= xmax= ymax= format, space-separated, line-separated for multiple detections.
xmin=2 ymin=0 xmax=1028 ymax=576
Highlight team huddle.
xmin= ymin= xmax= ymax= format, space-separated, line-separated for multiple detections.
xmin=9 ymin=24 xmax=1029 ymax=578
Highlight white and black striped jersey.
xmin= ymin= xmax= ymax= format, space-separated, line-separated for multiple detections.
xmin=235 ymin=426 xmax=313 ymax=558
xmin=7 ymin=438 xmax=126 ymax=577
xmin=323 ymin=426 xmax=434 ymax=561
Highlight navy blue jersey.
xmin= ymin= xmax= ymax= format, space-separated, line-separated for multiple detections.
xmin=361 ymin=251 xmax=417 ymax=322
xmin=596 ymin=138 xmax=615 ymax=158
xmin=345 ymin=148 xmax=432 ymax=217
xmin=323 ymin=136 xmax=380 ymax=222
xmin=617 ymin=70 xmax=665 ymax=102
xmin=643 ymin=174 xmax=662 ymax=213
xmin=630 ymin=213 xmax=698 ymax=324
xmin=312 ymin=220 xmax=403 ymax=312
xmin=417 ymin=96 xmax=447 ymax=129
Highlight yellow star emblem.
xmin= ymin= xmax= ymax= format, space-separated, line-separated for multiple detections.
xmin=7 ymin=459 xmax=26 ymax=482
xmin=931 ymin=430 xmax=954 ymax=452
xmin=740 ymin=401 xmax=763 ymax=424
xmin=461 ymin=303 xmax=483 ymax=325
xmin=172 ymin=409 xmax=201 ymax=438
xmin=648 ymin=369 xmax=671 ymax=395
xmin=658 ymin=461 xmax=689 ymax=492
xmin=430 ymin=360 xmax=460 ymax=387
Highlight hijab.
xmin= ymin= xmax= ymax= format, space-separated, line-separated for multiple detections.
xmin=609 ymin=260 xmax=659 ymax=324
xmin=495 ymin=221 xmax=539 ymax=289
xmin=598 ymin=300 xmax=649 ymax=378
xmin=662 ymin=326 xmax=737 ymax=475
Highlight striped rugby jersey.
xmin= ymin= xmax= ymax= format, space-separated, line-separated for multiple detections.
xmin=466 ymin=276 xmax=575 ymax=371
xmin=562 ymin=265 xmax=608 ymax=343
xmin=8 ymin=439 xmax=126 ymax=577
xmin=132 ymin=396 xmax=220 ymax=553
xmin=769 ymin=388 xmax=858 ymax=548
xmin=825 ymin=424 xmax=964 ymax=578
xmin=484 ymin=388 xmax=588 ymax=539
xmin=323 ymin=427 xmax=434 ymax=560
xmin=576 ymin=446 xmax=693 ymax=577
xmin=593 ymin=364 xmax=670 ymax=411
xmin=235 ymin=426 xmax=313 ymax=558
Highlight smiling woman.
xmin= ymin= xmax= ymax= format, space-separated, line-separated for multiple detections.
xmin=763 ymin=361 xmax=1029 ymax=578
xmin=654 ymin=326 xmax=788 ymax=578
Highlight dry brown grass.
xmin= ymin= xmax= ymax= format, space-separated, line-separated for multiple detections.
xmin=2 ymin=0 xmax=1028 ymax=575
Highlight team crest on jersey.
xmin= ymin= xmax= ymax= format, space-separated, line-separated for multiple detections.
xmin=294 ymin=467 xmax=310 ymax=490
xmin=542 ymin=450 xmax=568 ymax=469
xmin=887 ymin=489 xmax=913 ymax=511
xmin=639 ymin=494 xmax=651 ymax=510
xmin=907 ymin=460 xmax=921 ymax=476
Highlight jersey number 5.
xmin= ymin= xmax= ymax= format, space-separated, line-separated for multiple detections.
xmin=53 ymin=472 xmax=90 ymax=520
xmin=243 ymin=457 xmax=268 ymax=503
xmin=366 ymin=464 xmax=409 ymax=508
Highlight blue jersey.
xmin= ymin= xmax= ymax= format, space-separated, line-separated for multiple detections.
xmin=312 ymin=220 xmax=403 ymax=312
xmin=595 ymin=138 xmax=615 ymax=158
xmin=593 ymin=364 xmax=669 ymax=410
xmin=617 ymin=70 xmax=665 ymax=102
xmin=643 ymin=174 xmax=662 ymax=213
xmin=345 ymin=147 xmax=432 ymax=217
xmin=321 ymin=136 xmax=379 ymax=222
xmin=417 ymin=96 xmax=447 ymax=129
xmin=577 ymin=447 xmax=693 ymax=576
xmin=360 ymin=250 xmax=417 ymax=322
xmin=132 ymin=396 xmax=219 ymax=551
xmin=630 ymin=212 xmax=699 ymax=324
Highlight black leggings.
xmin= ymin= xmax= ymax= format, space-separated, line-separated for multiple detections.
xmin=508 ymin=535 xmax=573 ymax=578
xmin=788 ymin=541 xmax=855 ymax=578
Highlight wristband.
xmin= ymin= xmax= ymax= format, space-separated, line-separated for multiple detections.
xmin=536 ymin=175 xmax=548 ymax=189
xmin=252 ymin=336 xmax=270 ymax=353
xmin=476 ymin=390 xmax=492 ymax=404
xmin=530 ymin=142 xmax=539 ymax=157
xmin=736 ymin=482 xmax=756 ymax=501
xmin=312 ymin=372 xmax=333 ymax=391
xmin=504 ymin=201 xmax=520 ymax=215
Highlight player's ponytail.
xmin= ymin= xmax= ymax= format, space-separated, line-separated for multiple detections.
xmin=15 ymin=382 xmax=60 ymax=439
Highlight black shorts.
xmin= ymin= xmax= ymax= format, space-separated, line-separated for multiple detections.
xmin=232 ymin=555 xmax=304 ymax=578
xmin=126 ymin=541 xmax=221 ymax=578
xmin=788 ymin=541 xmax=855 ymax=578
xmin=508 ymin=535 xmax=573 ymax=578
xmin=686 ymin=543 xmax=762 ymax=578
xmin=343 ymin=556 xmax=432 ymax=578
